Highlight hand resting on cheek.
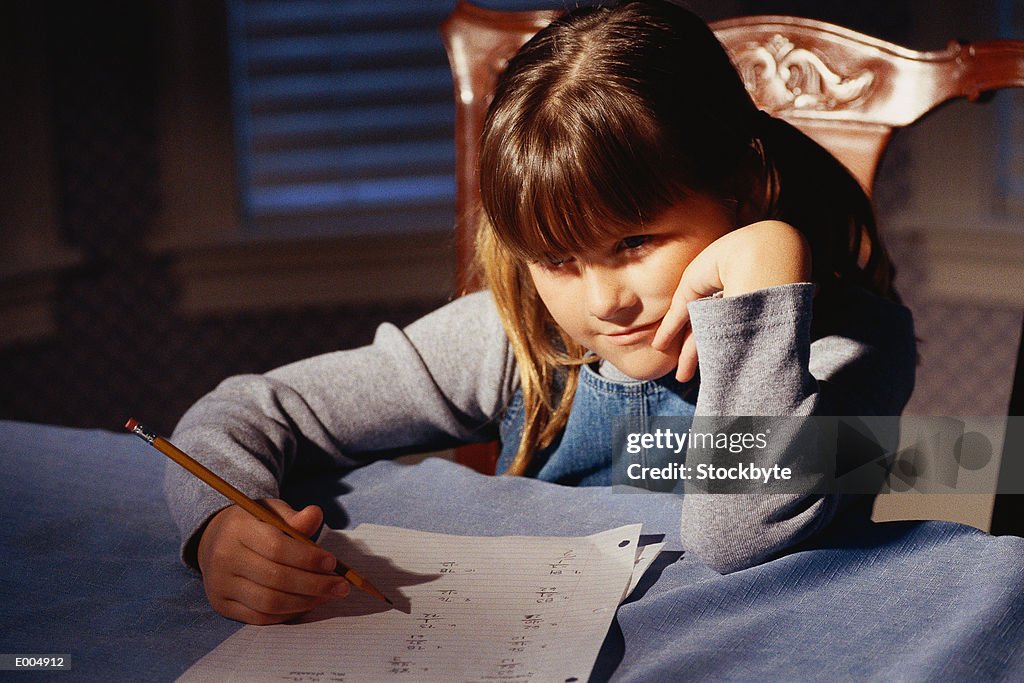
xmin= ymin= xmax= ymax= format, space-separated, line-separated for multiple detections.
xmin=652 ymin=220 xmax=813 ymax=382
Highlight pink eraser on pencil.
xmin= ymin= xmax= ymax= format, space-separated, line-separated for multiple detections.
xmin=124 ymin=417 xmax=138 ymax=431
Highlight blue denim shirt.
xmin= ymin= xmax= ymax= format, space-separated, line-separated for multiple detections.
xmin=497 ymin=363 xmax=698 ymax=485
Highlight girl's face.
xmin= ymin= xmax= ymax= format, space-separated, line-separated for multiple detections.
xmin=527 ymin=195 xmax=734 ymax=380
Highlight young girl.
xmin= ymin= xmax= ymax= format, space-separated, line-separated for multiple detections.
xmin=167 ymin=0 xmax=916 ymax=625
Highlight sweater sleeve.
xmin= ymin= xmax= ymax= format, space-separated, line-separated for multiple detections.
xmin=164 ymin=290 xmax=517 ymax=568
xmin=679 ymin=282 xmax=916 ymax=573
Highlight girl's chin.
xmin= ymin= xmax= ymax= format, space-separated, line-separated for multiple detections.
xmin=619 ymin=365 xmax=678 ymax=381
xmin=602 ymin=348 xmax=679 ymax=381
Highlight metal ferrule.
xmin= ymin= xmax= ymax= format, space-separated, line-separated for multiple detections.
xmin=131 ymin=422 xmax=156 ymax=444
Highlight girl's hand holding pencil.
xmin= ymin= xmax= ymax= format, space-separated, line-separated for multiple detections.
xmin=197 ymin=500 xmax=352 ymax=625
xmin=125 ymin=418 xmax=391 ymax=624
xmin=652 ymin=220 xmax=812 ymax=382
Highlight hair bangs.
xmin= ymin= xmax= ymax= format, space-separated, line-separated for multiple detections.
xmin=482 ymin=84 xmax=686 ymax=264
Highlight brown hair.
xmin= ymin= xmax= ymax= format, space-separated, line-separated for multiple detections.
xmin=477 ymin=0 xmax=896 ymax=475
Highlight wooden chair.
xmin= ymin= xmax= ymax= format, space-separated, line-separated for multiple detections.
xmin=440 ymin=2 xmax=1024 ymax=533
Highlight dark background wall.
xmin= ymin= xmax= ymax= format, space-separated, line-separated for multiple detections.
xmin=1 ymin=0 xmax=1021 ymax=442
xmin=0 ymin=2 xmax=447 ymax=435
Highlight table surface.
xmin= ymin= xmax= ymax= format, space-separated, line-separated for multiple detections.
xmin=1 ymin=420 xmax=1023 ymax=681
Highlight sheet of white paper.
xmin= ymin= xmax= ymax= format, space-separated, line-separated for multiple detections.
xmin=179 ymin=523 xmax=644 ymax=683
xmin=623 ymin=541 xmax=666 ymax=601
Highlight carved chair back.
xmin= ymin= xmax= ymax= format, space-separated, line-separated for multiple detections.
xmin=441 ymin=2 xmax=1024 ymax=533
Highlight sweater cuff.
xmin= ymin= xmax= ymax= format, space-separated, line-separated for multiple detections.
xmin=686 ymin=283 xmax=815 ymax=412
xmin=687 ymin=283 xmax=814 ymax=342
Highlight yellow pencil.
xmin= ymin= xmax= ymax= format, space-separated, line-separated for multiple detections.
xmin=125 ymin=417 xmax=393 ymax=607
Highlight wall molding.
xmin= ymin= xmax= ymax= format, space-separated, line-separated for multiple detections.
xmin=167 ymin=230 xmax=457 ymax=317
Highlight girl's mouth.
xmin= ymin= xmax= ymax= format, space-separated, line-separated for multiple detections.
xmin=601 ymin=319 xmax=661 ymax=346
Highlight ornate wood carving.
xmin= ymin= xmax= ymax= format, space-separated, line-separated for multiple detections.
xmin=731 ymin=34 xmax=875 ymax=113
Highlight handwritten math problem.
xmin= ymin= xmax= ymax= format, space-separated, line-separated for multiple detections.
xmin=178 ymin=524 xmax=646 ymax=683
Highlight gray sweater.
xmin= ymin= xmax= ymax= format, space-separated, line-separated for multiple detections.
xmin=166 ymin=283 xmax=916 ymax=573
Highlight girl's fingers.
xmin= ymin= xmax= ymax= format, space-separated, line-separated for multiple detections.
xmin=203 ymin=546 xmax=346 ymax=625
xmin=675 ymin=330 xmax=699 ymax=382
xmin=218 ymin=589 xmax=333 ymax=626
xmin=655 ymin=270 xmax=704 ymax=350
xmin=235 ymin=544 xmax=349 ymax=599
xmin=265 ymin=501 xmax=324 ymax=538
xmin=655 ymin=250 xmax=719 ymax=351
xmin=226 ymin=573 xmax=334 ymax=618
xmin=198 ymin=502 xmax=350 ymax=625
xmin=653 ymin=289 xmax=694 ymax=351
xmin=238 ymin=512 xmax=338 ymax=575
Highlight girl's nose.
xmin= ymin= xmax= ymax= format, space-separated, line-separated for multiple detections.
xmin=584 ymin=268 xmax=633 ymax=321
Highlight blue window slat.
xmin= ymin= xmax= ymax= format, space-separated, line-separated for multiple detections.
xmin=246 ymin=32 xmax=440 ymax=67
xmin=248 ymin=67 xmax=453 ymax=104
xmin=253 ymin=140 xmax=454 ymax=177
xmin=251 ymin=175 xmax=455 ymax=214
xmin=243 ymin=1 xmax=450 ymax=28
xmin=250 ymin=103 xmax=452 ymax=139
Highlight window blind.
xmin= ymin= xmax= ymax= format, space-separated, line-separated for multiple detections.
xmin=997 ymin=0 xmax=1024 ymax=215
xmin=228 ymin=0 xmax=460 ymax=236
xmin=226 ymin=1 xmax=587 ymax=237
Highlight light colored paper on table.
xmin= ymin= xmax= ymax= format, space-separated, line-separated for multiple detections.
xmin=179 ymin=523 xmax=649 ymax=683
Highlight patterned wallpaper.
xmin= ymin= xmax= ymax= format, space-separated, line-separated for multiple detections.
xmin=886 ymin=234 xmax=1022 ymax=418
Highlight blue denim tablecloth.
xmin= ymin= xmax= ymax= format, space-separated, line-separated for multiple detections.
xmin=1 ymin=420 xmax=1022 ymax=681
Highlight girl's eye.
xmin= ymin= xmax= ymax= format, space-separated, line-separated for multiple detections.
xmin=620 ymin=235 xmax=652 ymax=250
xmin=543 ymin=254 xmax=572 ymax=268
